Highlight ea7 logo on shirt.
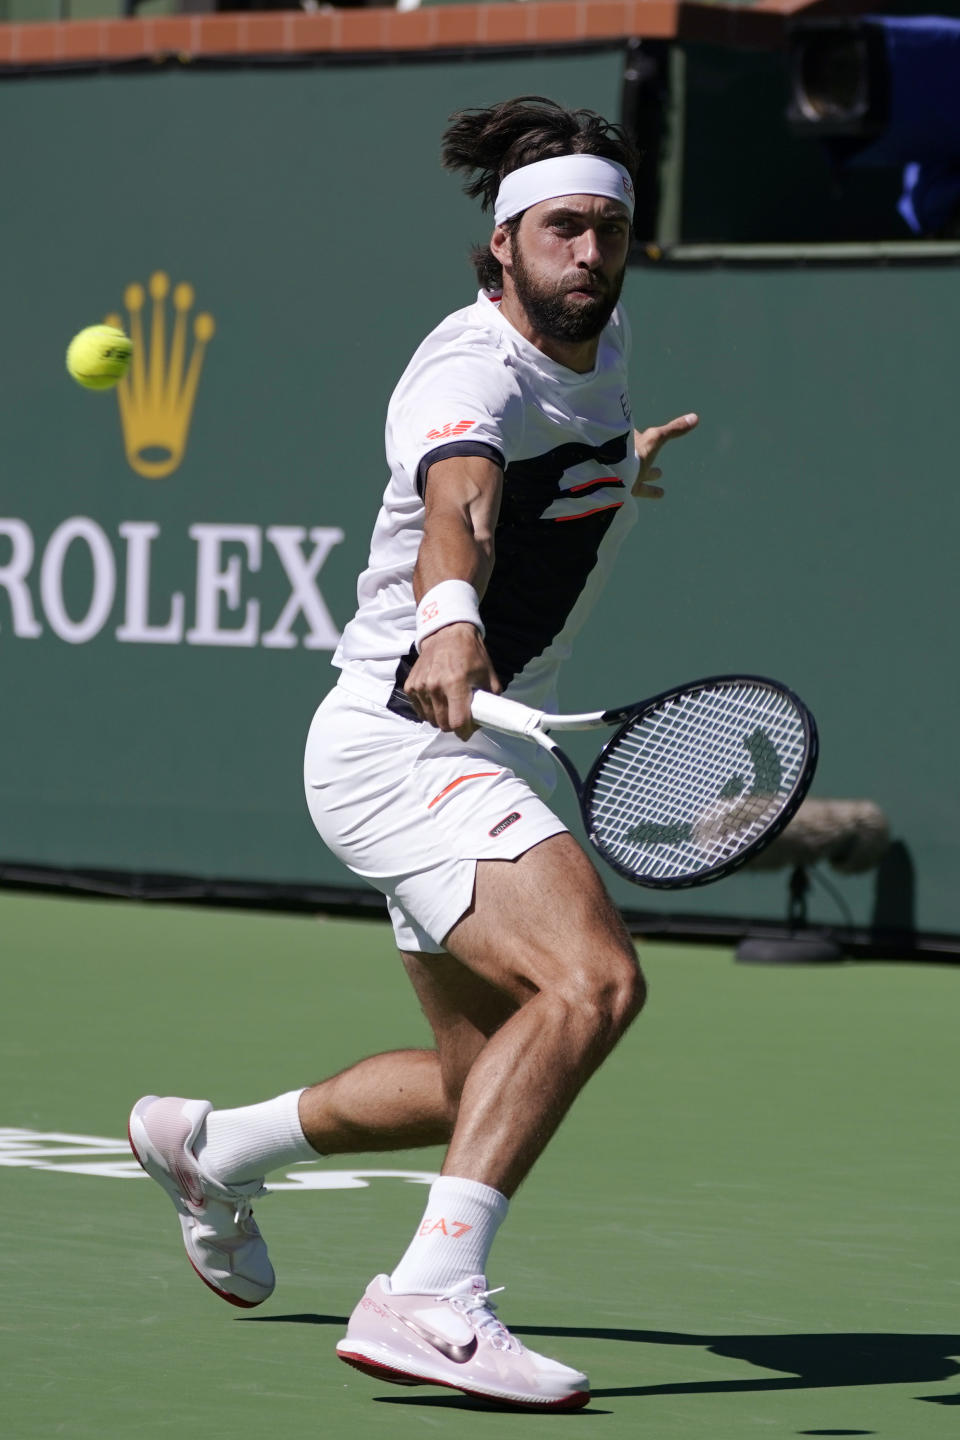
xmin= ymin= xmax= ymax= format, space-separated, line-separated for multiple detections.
xmin=489 ymin=811 xmax=521 ymax=837
xmin=425 ymin=420 xmax=476 ymax=441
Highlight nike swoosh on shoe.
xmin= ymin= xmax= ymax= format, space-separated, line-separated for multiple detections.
xmin=172 ymin=1159 xmax=206 ymax=1209
xmin=385 ymin=1306 xmax=479 ymax=1365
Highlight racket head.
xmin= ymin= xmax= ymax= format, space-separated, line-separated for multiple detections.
xmin=581 ymin=674 xmax=818 ymax=889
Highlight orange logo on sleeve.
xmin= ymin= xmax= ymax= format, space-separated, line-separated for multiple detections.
xmin=425 ymin=420 xmax=477 ymax=441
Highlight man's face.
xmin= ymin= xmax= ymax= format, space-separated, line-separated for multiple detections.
xmin=505 ymin=196 xmax=632 ymax=344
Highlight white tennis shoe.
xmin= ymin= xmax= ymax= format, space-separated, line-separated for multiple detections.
xmin=128 ymin=1094 xmax=275 ymax=1308
xmin=336 ymin=1274 xmax=589 ymax=1409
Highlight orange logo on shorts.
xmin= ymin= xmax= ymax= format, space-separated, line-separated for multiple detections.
xmin=427 ymin=773 xmax=501 ymax=809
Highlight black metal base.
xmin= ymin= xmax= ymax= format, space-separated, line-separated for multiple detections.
xmin=735 ymin=934 xmax=846 ymax=965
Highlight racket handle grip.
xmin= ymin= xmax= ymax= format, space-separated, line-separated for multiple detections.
xmin=470 ymin=689 xmax=545 ymax=737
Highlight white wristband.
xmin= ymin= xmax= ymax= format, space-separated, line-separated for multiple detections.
xmin=415 ymin=580 xmax=485 ymax=651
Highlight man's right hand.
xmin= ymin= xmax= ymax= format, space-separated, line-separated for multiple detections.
xmin=404 ymin=623 xmax=502 ymax=738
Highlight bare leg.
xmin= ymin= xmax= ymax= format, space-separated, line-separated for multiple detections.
xmin=296 ymin=962 xmax=517 ymax=1154
xmin=440 ymin=833 xmax=645 ymax=1196
xmin=298 ymin=1050 xmax=450 ymax=1153
xmin=298 ymin=834 xmax=643 ymax=1196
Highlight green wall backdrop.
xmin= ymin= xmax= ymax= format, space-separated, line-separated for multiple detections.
xmin=1 ymin=53 xmax=957 ymax=937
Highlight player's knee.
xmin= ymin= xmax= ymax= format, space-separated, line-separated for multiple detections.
xmin=560 ymin=950 xmax=646 ymax=1041
xmin=598 ymin=956 xmax=646 ymax=1035
xmin=616 ymin=959 xmax=647 ymax=1029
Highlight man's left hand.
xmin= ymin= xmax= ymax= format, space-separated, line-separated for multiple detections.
xmin=632 ymin=412 xmax=699 ymax=499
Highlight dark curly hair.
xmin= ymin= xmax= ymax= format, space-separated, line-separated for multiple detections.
xmin=441 ymin=96 xmax=640 ymax=290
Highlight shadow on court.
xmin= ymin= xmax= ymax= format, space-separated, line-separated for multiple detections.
xmin=240 ymin=1314 xmax=960 ymax=1405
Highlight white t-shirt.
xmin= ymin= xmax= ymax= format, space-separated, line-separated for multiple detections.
xmin=334 ymin=288 xmax=640 ymax=716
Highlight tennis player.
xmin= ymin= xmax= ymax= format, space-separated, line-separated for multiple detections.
xmin=129 ymin=95 xmax=698 ymax=1411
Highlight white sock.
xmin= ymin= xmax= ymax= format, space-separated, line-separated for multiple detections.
xmin=389 ymin=1175 xmax=509 ymax=1295
xmin=195 ymin=1089 xmax=316 ymax=1185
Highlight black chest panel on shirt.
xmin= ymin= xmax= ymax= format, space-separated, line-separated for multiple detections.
xmin=388 ymin=429 xmax=630 ymax=719
xmin=496 ymin=433 xmax=629 ymax=519
xmin=481 ymin=430 xmax=630 ymax=685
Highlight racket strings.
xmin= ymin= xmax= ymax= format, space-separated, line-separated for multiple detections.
xmin=588 ymin=683 xmax=809 ymax=882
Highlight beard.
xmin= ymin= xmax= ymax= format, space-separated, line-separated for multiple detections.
xmin=510 ymin=238 xmax=626 ymax=344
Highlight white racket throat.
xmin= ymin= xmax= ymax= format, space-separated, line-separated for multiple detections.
xmin=469 ymin=689 xmax=608 ymax=736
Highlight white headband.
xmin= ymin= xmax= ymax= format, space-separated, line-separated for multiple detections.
xmin=493 ymin=154 xmax=635 ymax=226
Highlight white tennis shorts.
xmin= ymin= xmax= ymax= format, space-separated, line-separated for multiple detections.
xmin=303 ymin=677 xmax=568 ymax=953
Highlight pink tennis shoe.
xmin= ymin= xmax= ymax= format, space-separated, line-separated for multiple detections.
xmin=128 ymin=1094 xmax=275 ymax=1308
xmin=336 ymin=1274 xmax=590 ymax=1410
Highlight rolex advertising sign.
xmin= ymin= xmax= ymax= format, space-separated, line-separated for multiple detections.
xmin=2 ymin=264 xmax=360 ymax=889
xmin=0 ymin=63 xmax=432 ymax=893
xmin=5 ymin=272 xmax=343 ymax=655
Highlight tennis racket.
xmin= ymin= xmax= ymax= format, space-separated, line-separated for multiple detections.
xmin=470 ymin=674 xmax=818 ymax=889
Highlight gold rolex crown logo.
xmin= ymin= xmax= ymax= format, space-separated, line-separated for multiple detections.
xmin=105 ymin=271 xmax=214 ymax=480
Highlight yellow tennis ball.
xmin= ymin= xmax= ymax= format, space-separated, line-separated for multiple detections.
xmin=66 ymin=324 xmax=133 ymax=391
